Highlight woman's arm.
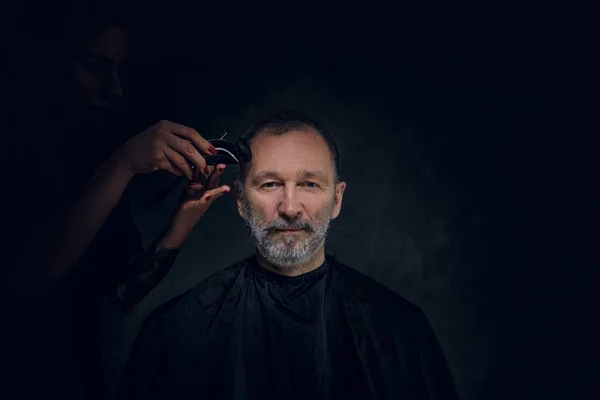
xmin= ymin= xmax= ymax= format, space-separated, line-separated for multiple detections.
xmin=18 ymin=151 xmax=135 ymax=296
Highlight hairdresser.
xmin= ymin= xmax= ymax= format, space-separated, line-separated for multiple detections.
xmin=3 ymin=5 xmax=229 ymax=400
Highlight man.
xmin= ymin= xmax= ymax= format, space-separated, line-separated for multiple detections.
xmin=3 ymin=4 xmax=228 ymax=399
xmin=119 ymin=110 xmax=459 ymax=399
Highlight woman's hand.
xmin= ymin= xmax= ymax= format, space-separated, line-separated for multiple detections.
xmin=159 ymin=163 xmax=230 ymax=249
xmin=116 ymin=120 xmax=217 ymax=179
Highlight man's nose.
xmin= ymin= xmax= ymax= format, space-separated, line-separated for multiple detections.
xmin=279 ymin=187 xmax=303 ymax=219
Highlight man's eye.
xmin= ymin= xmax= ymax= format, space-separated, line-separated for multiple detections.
xmin=261 ymin=182 xmax=319 ymax=188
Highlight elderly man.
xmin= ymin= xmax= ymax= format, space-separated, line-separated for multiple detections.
xmin=119 ymin=111 xmax=459 ymax=399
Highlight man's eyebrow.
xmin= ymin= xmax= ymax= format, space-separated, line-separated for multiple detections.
xmin=251 ymin=170 xmax=329 ymax=184
xmin=301 ymin=170 xmax=328 ymax=181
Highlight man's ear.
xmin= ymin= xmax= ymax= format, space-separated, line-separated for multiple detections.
xmin=331 ymin=181 xmax=347 ymax=220
xmin=234 ymin=179 xmax=245 ymax=219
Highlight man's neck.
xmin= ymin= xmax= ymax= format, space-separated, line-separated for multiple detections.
xmin=256 ymin=248 xmax=326 ymax=277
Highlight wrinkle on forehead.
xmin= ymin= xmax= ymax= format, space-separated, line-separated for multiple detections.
xmin=250 ymin=129 xmax=334 ymax=171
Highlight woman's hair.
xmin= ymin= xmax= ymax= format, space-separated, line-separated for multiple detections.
xmin=27 ymin=0 xmax=132 ymax=59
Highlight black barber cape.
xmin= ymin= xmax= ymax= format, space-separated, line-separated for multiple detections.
xmin=119 ymin=254 xmax=459 ymax=400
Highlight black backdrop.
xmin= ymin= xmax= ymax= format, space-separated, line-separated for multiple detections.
xmin=2 ymin=2 xmax=587 ymax=399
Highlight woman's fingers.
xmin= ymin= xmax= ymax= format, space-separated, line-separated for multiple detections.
xmin=167 ymin=135 xmax=207 ymax=174
xmin=162 ymin=147 xmax=193 ymax=179
xmin=207 ymin=164 xmax=226 ymax=189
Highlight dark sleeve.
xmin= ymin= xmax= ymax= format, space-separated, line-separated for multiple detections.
xmin=113 ymin=235 xmax=181 ymax=312
xmin=416 ymin=310 xmax=460 ymax=400
xmin=118 ymin=312 xmax=169 ymax=400
xmin=98 ymin=189 xmax=168 ymax=279
xmin=78 ymin=190 xmax=180 ymax=301
xmin=118 ymin=228 xmax=180 ymax=280
xmin=112 ymin=192 xmax=180 ymax=282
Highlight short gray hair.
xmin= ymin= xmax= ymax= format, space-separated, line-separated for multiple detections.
xmin=237 ymin=110 xmax=341 ymax=190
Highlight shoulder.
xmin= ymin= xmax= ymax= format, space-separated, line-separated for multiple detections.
xmin=327 ymin=256 xmax=426 ymax=323
xmin=143 ymin=257 xmax=250 ymax=324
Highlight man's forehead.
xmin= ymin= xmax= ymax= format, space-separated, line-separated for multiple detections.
xmin=252 ymin=128 xmax=328 ymax=152
xmin=248 ymin=130 xmax=334 ymax=182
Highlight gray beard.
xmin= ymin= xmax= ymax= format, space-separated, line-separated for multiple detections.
xmin=240 ymin=193 xmax=334 ymax=272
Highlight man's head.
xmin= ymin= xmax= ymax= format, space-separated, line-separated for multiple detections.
xmin=235 ymin=111 xmax=347 ymax=274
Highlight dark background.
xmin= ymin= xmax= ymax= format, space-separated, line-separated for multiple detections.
xmin=3 ymin=2 xmax=587 ymax=399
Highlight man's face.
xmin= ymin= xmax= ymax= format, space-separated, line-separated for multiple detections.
xmin=68 ymin=26 xmax=129 ymax=121
xmin=236 ymin=129 xmax=346 ymax=272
